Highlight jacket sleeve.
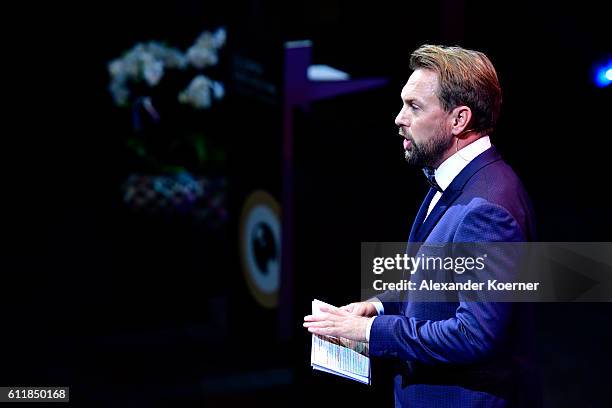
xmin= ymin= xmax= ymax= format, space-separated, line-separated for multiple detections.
xmin=375 ymin=290 xmax=401 ymax=315
xmin=369 ymin=203 xmax=525 ymax=364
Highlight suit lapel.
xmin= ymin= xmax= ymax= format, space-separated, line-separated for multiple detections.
xmin=414 ymin=188 xmax=462 ymax=242
xmin=410 ymin=146 xmax=503 ymax=243
xmin=409 ymin=187 xmax=436 ymax=242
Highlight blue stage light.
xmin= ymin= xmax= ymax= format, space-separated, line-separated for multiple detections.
xmin=594 ymin=61 xmax=612 ymax=88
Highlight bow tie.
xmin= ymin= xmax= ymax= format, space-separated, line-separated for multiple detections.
xmin=423 ymin=167 xmax=444 ymax=193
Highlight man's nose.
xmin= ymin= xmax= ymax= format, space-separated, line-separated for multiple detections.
xmin=395 ymin=108 xmax=407 ymax=128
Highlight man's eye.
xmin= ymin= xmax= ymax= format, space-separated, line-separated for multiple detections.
xmin=410 ymin=104 xmax=419 ymax=110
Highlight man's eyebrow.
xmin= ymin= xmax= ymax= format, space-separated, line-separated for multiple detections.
xmin=402 ymin=96 xmax=423 ymax=105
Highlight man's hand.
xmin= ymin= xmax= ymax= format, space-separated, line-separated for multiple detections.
xmin=339 ymin=301 xmax=379 ymax=317
xmin=303 ymin=305 xmax=371 ymax=342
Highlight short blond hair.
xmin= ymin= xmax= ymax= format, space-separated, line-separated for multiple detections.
xmin=410 ymin=44 xmax=502 ymax=135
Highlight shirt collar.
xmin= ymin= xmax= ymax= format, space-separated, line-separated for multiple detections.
xmin=434 ymin=136 xmax=492 ymax=191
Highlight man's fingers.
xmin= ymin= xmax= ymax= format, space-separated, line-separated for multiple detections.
xmin=304 ymin=313 xmax=334 ymax=322
xmin=319 ymin=305 xmax=346 ymax=316
xmin=339 ymin=303 xmax=355 ymax=312
xmin=303 ymin=320 xmax=333 ymax=328
xmin=355 ymin=305 xmax=371 ymax=315
xmin=308 ymin=327 xmax=335 ymax=336
xmin=338 ymin=302 xmax=372 ymax=316
xmin=304 ymin=313 xmax=329 ymax=321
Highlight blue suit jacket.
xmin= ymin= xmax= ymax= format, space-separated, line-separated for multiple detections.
xmin=371 ymin=147 xmax=539 ymax=407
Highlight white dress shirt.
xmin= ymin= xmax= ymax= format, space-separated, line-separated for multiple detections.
xmin=365 ymin=136 xmax=493 ymax=342
xmin=425 ymin=136 xmax=492 ymax=219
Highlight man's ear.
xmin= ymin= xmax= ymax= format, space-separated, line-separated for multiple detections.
xmin=450 ymin=106 xmax=473 ymax=136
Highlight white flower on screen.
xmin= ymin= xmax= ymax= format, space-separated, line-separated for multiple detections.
xmin=178 ymin=75 xmax=212 ymax=109
xmin=212 ymin=27 xmax=226 ymax=49
xmin=212 ymin=80 xmax=224 ymax=100
xmin=186 ymin=41 xmax=218 ymax=69
xmin=107 ymin=28 xmax=226 ymax=108
xmin=141 ymin=53 xmax=164 ymax=86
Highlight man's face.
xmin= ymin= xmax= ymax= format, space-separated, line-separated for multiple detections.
xmin=395 ymin=69 xmax=454 ymax=168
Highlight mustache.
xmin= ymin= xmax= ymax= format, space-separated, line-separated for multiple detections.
xmin=399 ymin=129 xmax=414 ymax=141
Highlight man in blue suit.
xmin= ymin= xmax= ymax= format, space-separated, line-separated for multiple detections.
xmin=304 ymin=45 xmax=538 ymax=407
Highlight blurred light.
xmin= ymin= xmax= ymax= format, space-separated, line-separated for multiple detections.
xmin=594 ymin=60 xmax=612 ymax=88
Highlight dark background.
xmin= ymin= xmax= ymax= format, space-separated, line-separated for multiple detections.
xmin=3 ymin=0 xmax=610 ymax=406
